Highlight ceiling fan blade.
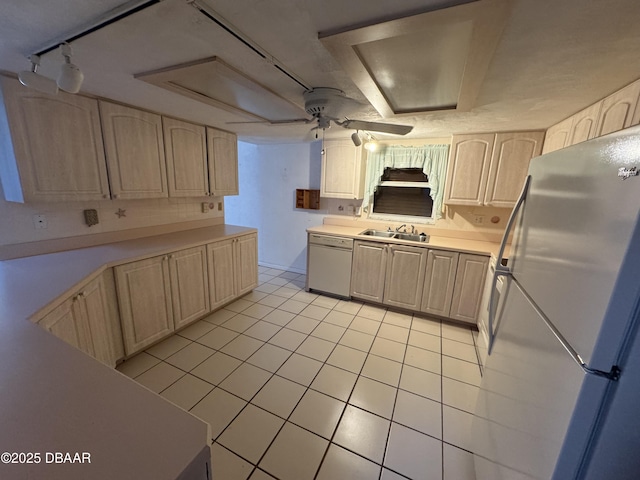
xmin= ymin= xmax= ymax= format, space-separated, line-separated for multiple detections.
xmin=341 ymin=119 xmax=413 ymax=136
xmin=226 ymin=118 xmax=313 ymax=125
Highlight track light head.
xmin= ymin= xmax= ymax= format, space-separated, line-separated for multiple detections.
xmin=57 ymin=43 xmax=84 ymax=94
xmin=18 ymin=55 xmax=59 ymax=95
xmin=351 ymin=131 xmax=362 ymax=147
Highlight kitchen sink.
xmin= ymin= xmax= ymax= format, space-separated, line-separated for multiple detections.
xmin=395 ymin=232 xmax=429 ymax=242
xmin=361 ymin=229 xmax=396 ymax=238
xmin=360 ymin=229 xmax=430 ymax=243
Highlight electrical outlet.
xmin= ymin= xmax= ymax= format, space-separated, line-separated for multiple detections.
xmin=33 ymin=214 xmax=47 ymax=229
xmin=218 ymin=202 xmax=223 ymax=211
xmin=473 ymin=215 xmax=485 ymax=225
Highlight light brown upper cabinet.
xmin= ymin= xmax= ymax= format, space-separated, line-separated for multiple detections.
xmin=443 ymin=134 xmax=495 ymax=206
xmin=163 ymin=117 xmax=208 ymax=197
xmin=567 ymin=102 xmax=602 ymax=146
xmin=542 ymin=117 xmax=573 ymax=154
xmin=444 ymin=131 xmax=543 ymax=208
xmin=99 ymin=101 xmax=168 ymax=199
xmin=207 ymin=127 xmax=239 ymax=196
xmin=320 ymin=139 xmax=366 ymax=199
xmin=0 ymin=76 xmax=110 ymax=202
xmin=484 ymin=132 xmax=544 ymax=208
xmin=595 ymin=80 xmax=640 ymax=137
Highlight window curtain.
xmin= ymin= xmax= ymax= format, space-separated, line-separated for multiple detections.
xmin=362 ymin=144 xmax=450 ymax=220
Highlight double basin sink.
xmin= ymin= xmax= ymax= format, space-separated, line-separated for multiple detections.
xmin=360 ymin=229 xmax=430 ymax=243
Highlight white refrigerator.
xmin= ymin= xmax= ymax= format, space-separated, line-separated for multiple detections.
xmin=472 ymin=127 xmax=640 ymax=479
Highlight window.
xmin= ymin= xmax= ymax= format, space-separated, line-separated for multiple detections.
xmin=372 ymin=168 xmax=433 ymax=219
xmin=362 ymin=144 xmax=449 ymax=222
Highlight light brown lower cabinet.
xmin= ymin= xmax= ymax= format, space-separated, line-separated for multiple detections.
xmin=449 ymin=253 xmax=490 ymax=324
xmin=383 ymin=245 xmax=428 ymax=311
xmin=115 ymin=254 xmax=174 ymax=355
xmin=421 ymin=250 xmax=459 ymax=318
xmin=350 ymin=241 xmax=388 ymax=303
xmin=169 ymin=246 xmax=210 ymax=330
xmin=36 ymin=270 xmax=124 ymax=367
xmin=350 ymin=240 xmax=489 ymax=324
xmin=116 ymin=245 xmax=210 ymax=355
xmin=207 ymin=233 xmax=258 ymax=309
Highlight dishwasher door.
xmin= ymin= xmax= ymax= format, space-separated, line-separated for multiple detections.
xmin=307 ymin=243 xmax=353 ymax=298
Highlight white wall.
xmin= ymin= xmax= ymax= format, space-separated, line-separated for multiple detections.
xmin=0 ymin=177 xmax=224 ymax=247
xmin=225 ymin=141 xmax=327 ymax=273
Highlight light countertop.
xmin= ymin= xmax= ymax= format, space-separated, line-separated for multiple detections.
xmin=0 ymin=224 xmax=256 ymax=322
xmin=307 ymin=224 xmax=509 ymax=258
xmin=0 ymin=224 xmax=257 ymax=479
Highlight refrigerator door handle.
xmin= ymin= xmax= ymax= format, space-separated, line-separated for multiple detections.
xmin=513 ymin=278 xmax=621 ymax=381
xmin=488 ymin=175 xmax=531 ymax=353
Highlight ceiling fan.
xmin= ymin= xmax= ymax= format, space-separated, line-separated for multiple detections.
xmin=300 ymin=87 xmax=413 ymax=136
xmin=229 ymin=87 xmax=413 ymax=140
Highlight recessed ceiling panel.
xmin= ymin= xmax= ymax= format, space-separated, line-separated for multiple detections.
xmin=320 ymin=0 xmax=510 ymax=118
xmin=355 ymin=20 xmax=473 ymax=112
xmin=136 ymin=57 xmax=308 ymax=122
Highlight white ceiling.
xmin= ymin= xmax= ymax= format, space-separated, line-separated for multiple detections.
xmin=1 ymin=0 xmax=640 ymax=144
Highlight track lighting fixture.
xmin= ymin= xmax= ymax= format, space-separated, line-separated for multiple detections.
xmin=351 ymin=131 xmax=362 ymax=147
xmin=57 ymin=43 xmax=84 ymax=93
xmin=18 ymin=55 xmax=59 ymax=95
xmin=18 ymin=43 xmax=84 ymax=95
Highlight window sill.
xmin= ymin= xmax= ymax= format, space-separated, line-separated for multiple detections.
xmin=368 ymin=212 xmax=436 ymax=226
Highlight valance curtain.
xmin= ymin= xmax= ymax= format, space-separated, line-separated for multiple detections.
xmin=362 ymin=144 xmax=450 ymax=220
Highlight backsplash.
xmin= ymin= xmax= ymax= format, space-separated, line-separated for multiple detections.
xmin=0 ymin=195 xmax=224 ymax=247
xmin=324 ymin=199 xmax=508 ymax=235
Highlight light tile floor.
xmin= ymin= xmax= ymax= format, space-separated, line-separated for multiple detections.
xmin=117 ymin=266 xmax=481 ymax=480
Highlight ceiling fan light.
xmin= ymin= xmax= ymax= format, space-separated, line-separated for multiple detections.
xmin=351 ymin=131 xmax=362 ymax=147
xmin=18 ymin=55 xmax=58 ymax=95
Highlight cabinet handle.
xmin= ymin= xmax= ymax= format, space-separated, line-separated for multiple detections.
xmin=113 ymin=194 xmax=119 ymax=199
xmin=163 ymin=255 xmax=168 ymax=261
xmin=102 ymin=194 xmax=109 ymax=199
xmin=169 ymin=254 xmax=174 ymax=259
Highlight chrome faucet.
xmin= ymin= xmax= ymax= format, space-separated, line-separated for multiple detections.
xmin=410 ymin=225 xmax=416 ymax=234
xmin=395 ymin=224 xmax=407 ymax=233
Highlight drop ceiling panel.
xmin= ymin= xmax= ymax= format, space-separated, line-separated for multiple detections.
xmin=320 ymin=0 xmax=510 ymax=118
xmin=354 ymin=19 xmax=473 ymax=112
xmin=136 ymin=57 xmax=308 ymax=122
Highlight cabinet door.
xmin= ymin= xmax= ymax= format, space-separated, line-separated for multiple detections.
xmin=163 ymin=117 xmax=209 ymax=197
xmin=207 ymin=127 xmax=238 ymax=196
xmin=444 ymin=134 xmax=495 ymax=206
xmin=169 ymin=246 xmax=211 ymax=330
xmin=595 ymin=80 xmax=640 ymax=137
xmin=484 ymin=132 xmax=544 ymax=208
xmin=542 ymin=117 xmax=573 ymax=155
xmin=0 ymin=77 xmax=110 ymax=202
xmin=351 ymin=241 xmax=387 ymax=303
xmin=38 ymin=296 xmax=94 ymax=356
xmin=449 ymin=254 xmax=489 ymax=324
xmin=207 ymin=239 xmax=237 ymax=309
xmin=320 ymin=139 xmax=365 ymax=199
xmin=421 ymin=250 xmax=459 ymax=317
xmin=235 ymin=233 xmax=258 ymax=297
xmin=99 ymin=101 xmax=168 ymax=199
xmin=79 ymin=271 xmax=124 ymax=367
xmin=567 ymin=102 xmax=602 ymax=146
xmin=115 ymin=255 xmax=173 ymax=355
xmin=383 ymin=245 xmax=428 ymax=311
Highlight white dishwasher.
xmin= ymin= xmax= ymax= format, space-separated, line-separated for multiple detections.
xmin=307 ymin=234 xmax=354 ymax=298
